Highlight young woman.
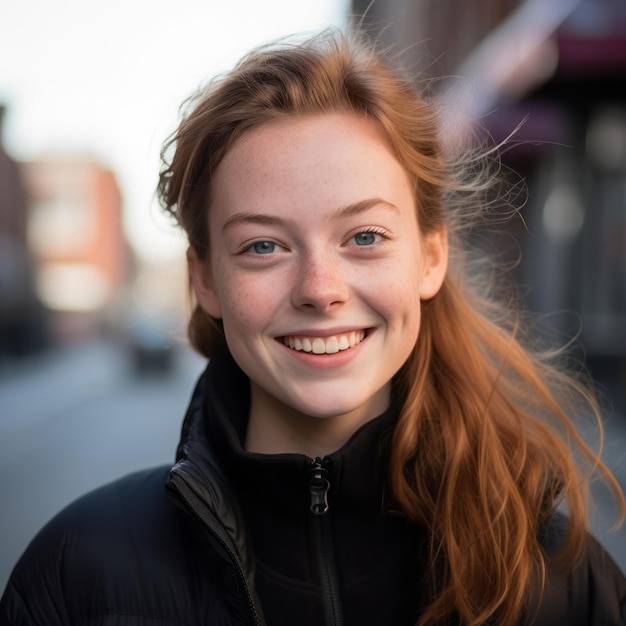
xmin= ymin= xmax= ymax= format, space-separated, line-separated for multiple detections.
xmin=1 ymin=29 xmax=625 ymax=626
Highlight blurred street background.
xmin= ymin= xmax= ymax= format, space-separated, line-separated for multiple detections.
xmin=1 ymin=0 xmax=625 ymax=591
xmin=0 ymin=339 xmax=206 ymax=589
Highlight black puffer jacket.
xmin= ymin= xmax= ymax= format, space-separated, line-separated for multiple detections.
xmin=1 ymin=356 xmax=625 ymax=626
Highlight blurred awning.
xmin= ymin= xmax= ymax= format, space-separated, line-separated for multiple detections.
xmin=442 ymin=0 xmax=626 ymax=145
xmin=558 ymin=0 xmax=626 ymax=76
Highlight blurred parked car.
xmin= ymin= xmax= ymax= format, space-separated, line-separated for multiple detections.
xmin=125 ymin=316 xmax=178 ymax=374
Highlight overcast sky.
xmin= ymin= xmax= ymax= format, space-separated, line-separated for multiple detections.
xmin=0 ymin=0 xmax=348 ymax=260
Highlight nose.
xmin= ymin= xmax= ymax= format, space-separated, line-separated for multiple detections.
xmin=291 ymin=251 xmax=349 ymax=312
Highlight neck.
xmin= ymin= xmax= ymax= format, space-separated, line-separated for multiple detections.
xmin=244 ymin=382 xmax=390 ymax=458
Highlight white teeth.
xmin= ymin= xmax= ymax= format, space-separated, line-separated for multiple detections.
xmin=283 ymin=331 xmax=366 ymax=354
xmin=326 ymin=337 xmax=339 ymax=354
xmin=312 ymin=338 xmax=325 ymax=354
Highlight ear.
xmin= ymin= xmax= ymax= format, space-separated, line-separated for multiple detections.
xmin=187 ymin=247 xmax=223 ymax=318
xmin=419 ymin=227 xmax=448 ymax=300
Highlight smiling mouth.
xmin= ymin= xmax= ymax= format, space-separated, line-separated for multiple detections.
xmin=282 ymin=330 xmax=367 ymax=355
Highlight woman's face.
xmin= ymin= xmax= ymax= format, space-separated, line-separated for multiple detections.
xmin=190 ymin=113 xmax=447 ymax=442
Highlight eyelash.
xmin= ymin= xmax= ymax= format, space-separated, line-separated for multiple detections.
xmin=237 ymin=227 xmax=390 ymax=256
xmin=348 ymin=227 xmax=389 ymax=246
xmin=238 ymin=239 xmax=283 ymax=256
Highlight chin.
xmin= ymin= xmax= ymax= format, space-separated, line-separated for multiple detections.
xmin=290 ymin=395 xmax=381 ymax=422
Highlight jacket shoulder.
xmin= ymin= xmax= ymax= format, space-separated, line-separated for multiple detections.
xmin=18 ymin=465 xmax=177 ymax=573
xmin=532 ymin=514 xmax=626 ymax=625
xmin=0 ymin=466 xmax=230 ymax=626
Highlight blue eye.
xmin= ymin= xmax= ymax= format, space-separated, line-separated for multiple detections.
xmin=354 ymin=232 xmax=377 ymax=246
xmin=250 ymin=241 xmax=276 ymax=254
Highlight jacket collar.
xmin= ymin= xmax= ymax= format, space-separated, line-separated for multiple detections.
xmin=197 ymin=351 xmax=399 ymax=517
xmin=170 ymin=350 xmax=401 ymax=541
xmin=168 ymin=352 xmax=426 ymax=625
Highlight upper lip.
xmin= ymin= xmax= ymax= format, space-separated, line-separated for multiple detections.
xmin=277 ymin=327 xmax=371 ymax=338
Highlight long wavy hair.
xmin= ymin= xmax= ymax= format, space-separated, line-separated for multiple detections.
xmin=158 ymin=29 xmax=624 ymax=625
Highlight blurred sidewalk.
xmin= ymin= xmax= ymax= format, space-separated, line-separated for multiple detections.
xmin=0 ymin=338 xmax=206 ymax=590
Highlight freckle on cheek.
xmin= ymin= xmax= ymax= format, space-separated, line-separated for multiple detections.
xmin=233 ymin=298 xmax=260 ymax=325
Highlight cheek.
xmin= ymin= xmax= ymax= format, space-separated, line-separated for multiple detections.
xmin=365 ymin=286 xmax=422 ymax=352
xmin=368 ymin=261 xmax=423 ymax=325
xmin=217 ymin=273 xmax=277 ymax=332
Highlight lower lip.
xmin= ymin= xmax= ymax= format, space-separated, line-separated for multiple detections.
xmin=277 ymin=333 xmax=370 ymax=370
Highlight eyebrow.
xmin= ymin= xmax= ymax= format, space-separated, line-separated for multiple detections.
xmin=221 ymin=198 xmax=399 ymax=233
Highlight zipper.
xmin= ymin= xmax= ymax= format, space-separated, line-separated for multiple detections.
xmin=309 ymin=457 xmax=330 ymax=515
xmin=169 ymin=473 xmax=263 ymax=625
xmin=308 ymin=457 xmax=344 ymax=626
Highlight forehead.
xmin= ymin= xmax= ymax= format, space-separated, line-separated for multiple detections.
xmin=225 ymin=112 xmax=389 ymax=161
xmin=211 ymin=113 xmax=413 ymax=212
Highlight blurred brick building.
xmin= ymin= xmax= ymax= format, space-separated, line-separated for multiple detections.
xmin=22 ymin=157 xmax=133 ymax=342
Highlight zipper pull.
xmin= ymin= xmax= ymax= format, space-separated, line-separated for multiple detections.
xmin=309 ymin=457 xmax=330 ymax=515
